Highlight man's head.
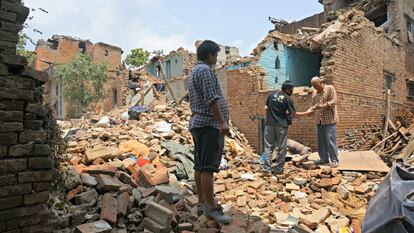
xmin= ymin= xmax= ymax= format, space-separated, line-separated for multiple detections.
xmin=197 ymin=40 xmax=220 ymax=66
xmin=311 ymin=76 xmax=324 ymax=92
xmin=281 ymin=80 xmax=294 ymax=96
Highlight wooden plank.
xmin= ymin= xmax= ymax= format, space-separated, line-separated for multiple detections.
xmin=381 ymin=89 xmax=391 ymax=150
xmin=395 ymin=139 xmax=414 ymax=163
xmin=337 ymin=151 xmax=390 ymax=172
xmin=158 ymin=60 xmax=179 ymax=105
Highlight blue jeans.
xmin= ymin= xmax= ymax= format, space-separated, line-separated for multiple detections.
xmin=317 ymin=124 xmax=339 ymax=163
xmin=262 ymin=125 xmax=288 ymax=173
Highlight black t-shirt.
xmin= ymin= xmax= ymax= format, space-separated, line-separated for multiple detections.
xmin=265 ymin=91 xmax=296 ymax=127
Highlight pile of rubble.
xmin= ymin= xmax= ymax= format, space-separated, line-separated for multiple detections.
xmin=49 ymin=102 xmax=390 ymax=233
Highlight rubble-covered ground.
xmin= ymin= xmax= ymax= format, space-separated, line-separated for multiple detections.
xmin=48 ymin=101 xmax=393 ymax=233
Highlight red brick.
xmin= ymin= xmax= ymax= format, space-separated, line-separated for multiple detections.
xmin=100 ymin=193 xmax=117 ymax=225
xmin=117 ymin=192 xmax=129 ymax=218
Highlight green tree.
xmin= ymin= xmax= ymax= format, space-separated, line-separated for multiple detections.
xmin=57 ymin=53 xmax=107 ymax=118
xmin=124 ymin=48 xmax=150 ymax=68
xmin=17 ymin=33 xmax=36 ymax=66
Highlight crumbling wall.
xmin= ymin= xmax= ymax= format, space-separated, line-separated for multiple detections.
xmin=0 ymin=1 xmax=54 ymax=232
xmin=279 ymin=12 xmax=327 ymax=34
xmin=34 ymin=36 xmax=125 ymax=116
xmin=227 ymin=67 xmax=317 ymax=150
xmin=327 ymin=12 xmax=408 ymax=149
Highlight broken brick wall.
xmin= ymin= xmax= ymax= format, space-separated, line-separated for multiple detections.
xmin=321 ymin=20 xmax=410 ymax=150
xmin=34 ymin=36 xmax=125 ymax=117
xmin=227 ymin=68 xmax=316 ymax=151
xmin=0 ymin=0 xmax=54 ymax=232
xmin=279 ymin=12 xmax=327 ymax=34
xmin=228 ymin=13 xmax=413 ymax=151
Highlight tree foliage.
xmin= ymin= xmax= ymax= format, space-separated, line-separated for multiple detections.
xmin=124 ymin=48 xmax=150 ymax=68
xmin=17 ymin=33 xmax=36 ymax=66
xmin=57 ymin=53 xmax=107 ymax=117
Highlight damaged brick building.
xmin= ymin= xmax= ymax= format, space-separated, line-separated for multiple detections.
xmin=34 ymin=35 xmax=126 ymax=119
xmin=227 ymin=0 xmax=414 ymax=152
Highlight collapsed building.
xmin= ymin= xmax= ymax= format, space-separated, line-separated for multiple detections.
xmin=34 ymin=35 xmax=127 ymax=119
xmin=226 ymin=0 xmax=414 ymax=152
xmin=134 ymin=42 xmax=241 ymax=104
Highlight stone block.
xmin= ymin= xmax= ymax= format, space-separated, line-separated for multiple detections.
xmin=0 ymin=100 xmax=24 ymax=110
xmin=26 ymin=103 xmax=49 ymax=118
xmin=24 ymin=112 xmax=36 ymax=120
xmin=81 ymin=173 xmax=97 ymax=187
xmin=24 ymin=191 xmax=49 ymax=205
xmin=33 ymin=182 xmax=51 ymax=192
xmin=0 ymin=10 xmax=16 ymax=22
xmin=0 ymin=174 xmax=16 ymax=186
xmin=0 ymin=63 xmax=7 ymax=75
xmin=0 ymin=21 xmax=23 ymax=33
xmin=24 ymin=120 xmax=43 ymax=130
xmin=96 ymin=174 xmax=130 ymax=192
xmin=0 ymin=132 xmax=17 ymax=145
xmin=63 ymin=166 xmax=82 ymax=190
xmin=85 ymin=146 xmax=115 ymax=162
xmin=0 ymin=158 xmax=26 ymax=172
xmin=74 ymin=189 xmax=98 ymax=206
xmin=0 ymin=146 xmax=7 ymax=157
xmin=0 ymin=196 xmax=22 ymax=210
xmin=0 ymin=122 xmax=23 ymax=132
xmin=141 ymin=217 xmax=171 ymax=233
xmin=19 ymin=130 xmax=47 ymax=143
xmin=28 ymin=157 xmax=53 ymax=169
xmin=6 ymin=213 xmax=48 ymax=230
xmin=100 ymin=193 xmax=117 ymax=225
xmin=18 ymin=170 xmax=54 ymax=183
xmin=0 ymin=76 xmax=36 ymax=90
xmin=145 ymin=201 xmax=173 ymax=227
xmin=9 ymin=144 xmax=32 ymax=156
xmin=0 ymin=87 xmax=32 ymax=100
xmin=75 ymin=220 xmax=112 ymax=233
xmin=34 ymin=144 xmax=51 ymax=155
xmin=0 ymin=110 xmax=23 ymax=122
xmin=117 ymin=192 xmax=129 ymax=218
xmin=0 ymin=204 xmax=44 ymax=221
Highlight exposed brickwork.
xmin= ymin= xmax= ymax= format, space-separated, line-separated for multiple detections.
xmin=228 ymin=14 xmax=413 ymax=151
xmin=34 ymin=35 xmax=126 ymax=118
xmin=0 ymin=1 xmax=54 ymax=232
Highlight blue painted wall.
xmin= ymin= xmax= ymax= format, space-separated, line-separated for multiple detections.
xmin=258 ymin=42 xmax=321 ymax=89
xmin=258 ymin=43 xmax=288 ymax=89
xmin=286 ymin=47 xmax=322 ymax=87
xmin=146 ymin=54 xmax=184 ymax=79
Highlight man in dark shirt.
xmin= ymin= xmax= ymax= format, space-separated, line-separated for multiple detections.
xmin=262 ymin=81 xmax=307 ymax=174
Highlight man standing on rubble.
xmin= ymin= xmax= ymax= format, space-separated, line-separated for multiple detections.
xmin=261 ymin=81 xmax=308 ymax=175
xmin=188 ymin=40 xmax=231 ymax=224
xmin=305 ymin=76 xmax=339 ymax=167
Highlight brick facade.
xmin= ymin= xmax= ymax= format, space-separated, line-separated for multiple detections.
xmin=0 ymin=1 xmax=54 ymax=232
xmin=34 ymin=35 xmax=125 ymax=118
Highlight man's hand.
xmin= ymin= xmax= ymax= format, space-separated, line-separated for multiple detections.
xmin=219 ymin=122 xmax=230 ymax=136
xmin=317 ymin=103 xmax=328 ymax=110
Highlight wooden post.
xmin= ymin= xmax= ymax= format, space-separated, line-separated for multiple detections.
xmin=158 ymin=60 xmax=179 ymax=105
xmin=381 ymin=89 xmax=391 ymax=150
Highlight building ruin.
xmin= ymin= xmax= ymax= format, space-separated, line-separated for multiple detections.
xmin=226 ymin=0 xmax=414 ymax=152
xmin=34 ymin=35 xmax=127 ymax=119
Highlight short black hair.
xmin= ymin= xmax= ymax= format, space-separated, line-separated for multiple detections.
xmin=197 ymin=40 xmax=220 ymax=61
xmin=281 ymin=80 xmax=294 ymax=91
